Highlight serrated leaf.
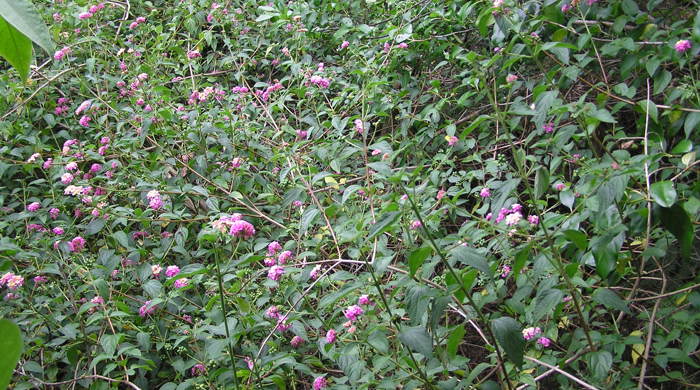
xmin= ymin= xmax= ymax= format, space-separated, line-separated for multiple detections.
xmin=398 ymin=326 xmax=432 ymax=357
xmin=0 ymin=320 xmax=22 ymax=389
xmin=650 ymin=181 xmax=676 ymax=208
xmin=368 ymin=329 xmax=389 ymax=353
xmin=562 ymin=229 xmax=587 ymax=250
xmin=491 ymin=317 xmax=525 ymax=366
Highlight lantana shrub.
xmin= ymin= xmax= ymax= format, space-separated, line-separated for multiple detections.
xmin=1 ymin=0 xmax=699 ymax=389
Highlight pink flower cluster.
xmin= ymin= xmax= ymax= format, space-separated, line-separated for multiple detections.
xmin=187 ymin=50 xmax=202 ymax=59
xmin=343 ymin=305 xmax=364 ymax=322
xmin=229 ymin=219 xmax=255 ymax=239
xmin=146 ymin=190 xmax=163 ymax=210
xmin=78 ymin=3 xmax=105 ymax=20
xmin=308 ymin=75 xmax=331 ymax=88
xmin=128 ymin=16 xmax=147 ymax=30
xmin=139 ymin=300 xmax=157 ymax=317
xmin=191 ymin=363 xmax=206 ymax=376
xmin=173 ymin=278 xmax=189 ymax=288
xmin=313 ymin=376 xmax=328 ymax=390
xmin=188 ymin=86 xmax=226 ymax=105
xmin=0 ymin=272 xmax=24 ymax=290
xmin=522 ymin=326 xmax=551 ymax=347
xmin=165 ymin=265 xmax=180 ymax=278
xmin=675 ymin=39 xmax=692 ymax=53
xmin=54 ymin=47 xmax=72 ymax=61
xmin=257 ymin=82 xmax=284 ymax=102
xmin=26 ymin=202 xmax=41 ymax=212
xmin=67 ymin=236 xmax=86 ymax=252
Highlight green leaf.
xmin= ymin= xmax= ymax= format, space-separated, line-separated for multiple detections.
xmin=591 ymin=108 xmax=617 ymax=123
xmin=533 ymin=288 xmax=564 ymax=323
xmin=685 ymin=112 xmax=700 ymax=138
xmin=534 ymin=166 xmax=550 ymax=200
xmin=85 ymin=218 xmax=106 ymax=236
xmin=491 ymin=317 xmax=525 ymax=366
xmin=562 ymin=229 xmax=587 ymax=250
xmin=588 ymin=350 xmax=613 ymax=379
xmin=593 ymin=244 xmax=616 ymax=278
xmin=299 ymin=207 xmax=319 ymax=235
xmin=112 ymin=231 xmax=130 ymax=248
xmin=398 ymin=326 xmax=433 ymax=357
xmin=650 ymin=181 xmax=677 ymax=208
xmin=0 ymin=16 xmax=31 ymax=81
xmin=100 ymin=334 xmax=121 ymax=356
xmin=560 ymin=190 xmax=575 ymax=210
xmin=637 ymin=99 xmax=658 ymax=123
xmin=658 ymin=204 xmax=694 ymax=260
xmin=0 ymin=319 xmax=23 ymax=389
xmin=0 ymin=0 xmax=54 ymax=53
xmin=408 ymin=247 xmax=431 ymax=277
xmin=368 ymin=329 xmax=389 ymax=353
xmin=446 ymin=325 xmax=466 ymax=359
xmin=592 ymin=288 xmax=631 ymax=314
xmin=367 ymin=211 xmax=400 ymax=240
xmin=671 ymin=140 xmax=693 ymax=154
xmin=450 ymin=246 xmax=492 ymax=277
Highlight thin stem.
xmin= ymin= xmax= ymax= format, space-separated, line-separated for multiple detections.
xmin=402 ymin=183 xmax=513 ymax=390
xmin=214 ymin=240 xmax=240 ymax=390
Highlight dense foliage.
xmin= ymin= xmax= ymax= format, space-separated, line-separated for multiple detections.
xmin=1 ymin=0 xmax=699 ymax=389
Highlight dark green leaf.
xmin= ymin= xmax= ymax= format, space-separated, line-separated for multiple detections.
xmin=533 ymin=288 xmax=564 ymax=323
xmin=658 ymin=204 xmax=694 ymax=260
xmin=398 ymin=326 xmax=433 ymax=357
xmin=299 ymin=207 xmax=319 ymax=235
xmin=589 ymin=350 xmax=613 ymax=379
xmin=562 ymin=230 xmax=587 ymax=250
xmin=491 ymin=317 xmax=525 ymax=366
xmin=450 ymin=246 xmax=492 ymax=277
xmin=85 ymin=218 xmax=106 ymax=236
xmin=367 ymin=211 xmax=400 ymax=240
xmin=592 ymin=288 xmax=631 ymax=314
xmin=408 ymin=247 xmax=431 ymax=277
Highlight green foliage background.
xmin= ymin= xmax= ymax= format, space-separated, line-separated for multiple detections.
xmin=0 ymin=0 xmax=699 ymax=389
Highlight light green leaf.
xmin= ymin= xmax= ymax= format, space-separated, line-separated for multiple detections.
xmin=0 ymin=17 xmax=31 ymax=81
xmin=0 ymin=319 xmax=23 ymax=389
xmin=534 ymin=166 xmax=550 ymax=200
xmin=446 ymin=325 xmax=465 ymax=359
xmin=0 ymin=0 xmax=54 ymax=53
xmin=650 ymin=181 xmax=677 ymax=208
